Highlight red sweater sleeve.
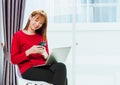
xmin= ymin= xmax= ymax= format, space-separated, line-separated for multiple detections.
xmin=11 ymin=33 xmax=29 ymax=64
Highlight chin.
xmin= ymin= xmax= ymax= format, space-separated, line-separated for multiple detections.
xmin=33 ymin=28 xmax=39 ymax=30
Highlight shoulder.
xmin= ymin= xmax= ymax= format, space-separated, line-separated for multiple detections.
xmin=12 ymin=30 xmax=23 ymax=39
xmin=14 ymin=30 xmax=22 ymax=35
xmin=13 ymin=30 xmax=25 ymax=37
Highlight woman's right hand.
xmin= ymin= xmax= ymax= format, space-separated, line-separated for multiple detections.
xmin=25 ymin=45 xmax=45 ymax=56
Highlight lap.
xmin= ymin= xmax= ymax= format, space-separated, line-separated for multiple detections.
xmin=22 ymin=65 xmax=53 ymax=83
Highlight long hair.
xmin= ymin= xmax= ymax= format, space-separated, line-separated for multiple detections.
xmin=24 ymin=10 xmax=48 ymax=41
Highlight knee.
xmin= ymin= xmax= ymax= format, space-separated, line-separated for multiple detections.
xmin=56 ymin=63 xmax=66 ymax=71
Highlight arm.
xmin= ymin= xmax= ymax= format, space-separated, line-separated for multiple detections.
xmin=11 ymin=34 xmax=29 ymax=64
xmin=26 ymin=40 xmax=49 ymax=59
xmin=25 ymin=44 xmax=49 ymax=59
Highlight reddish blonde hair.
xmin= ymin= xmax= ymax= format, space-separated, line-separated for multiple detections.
xmin=24 ymin=10 xmax=48 ymax=41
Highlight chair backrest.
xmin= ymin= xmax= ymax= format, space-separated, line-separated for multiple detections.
xmin=15 ymin=65 xmax=22 ymax=78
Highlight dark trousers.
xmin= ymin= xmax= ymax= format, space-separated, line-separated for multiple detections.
xmin=22 ymin=62 xmax=67 ymax=85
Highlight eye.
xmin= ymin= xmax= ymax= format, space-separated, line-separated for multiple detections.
xmin=39 ymin=22 xmax=43 ymax=25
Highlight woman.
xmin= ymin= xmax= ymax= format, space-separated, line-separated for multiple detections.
xmin=11 ymin=10 xmax=67 ymax=85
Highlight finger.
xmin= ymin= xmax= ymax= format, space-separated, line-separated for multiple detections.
xmin=36 ymin=45 xmax=44 ymax=48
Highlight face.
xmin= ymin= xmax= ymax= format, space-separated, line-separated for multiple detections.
xmin=29 ymin=14 xmax=45 ymax=31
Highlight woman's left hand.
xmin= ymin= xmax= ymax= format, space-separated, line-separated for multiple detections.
xmin=39 ymin=46 xmax=48 ymax=59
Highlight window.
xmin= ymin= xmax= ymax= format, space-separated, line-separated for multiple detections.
xmin=76 ymin=0 xmax=117 ymax=23
xmin=24 ymin=0 xmax=120 ymax=24
xmin=52 ymin=0 xmax=118 ymax=23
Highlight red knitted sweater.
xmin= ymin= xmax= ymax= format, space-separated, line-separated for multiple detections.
xmin=10 ymin=30 xmax=49 ymax=74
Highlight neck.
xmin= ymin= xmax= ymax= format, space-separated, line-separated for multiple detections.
xmin=24 ymin=28 xmax=36 ymax=35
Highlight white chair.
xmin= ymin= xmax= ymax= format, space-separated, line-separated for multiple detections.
xmin=15 ymin=65 xmax=52 ymax=85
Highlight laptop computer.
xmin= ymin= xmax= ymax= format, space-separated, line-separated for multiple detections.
xmin=34 ymin=46 xmax=71 ymax=67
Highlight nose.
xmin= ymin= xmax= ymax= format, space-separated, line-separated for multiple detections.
xmin=35 ymin=22 xmax=42 ymax=27
xmin=36 ymin=22 xmax=40 ymax=26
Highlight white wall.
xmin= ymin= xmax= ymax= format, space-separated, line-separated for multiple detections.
xmin=75 ymin=31 xmax=120 ymax=85
xmin=47 ymin=23 xmax=120 ymax=85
